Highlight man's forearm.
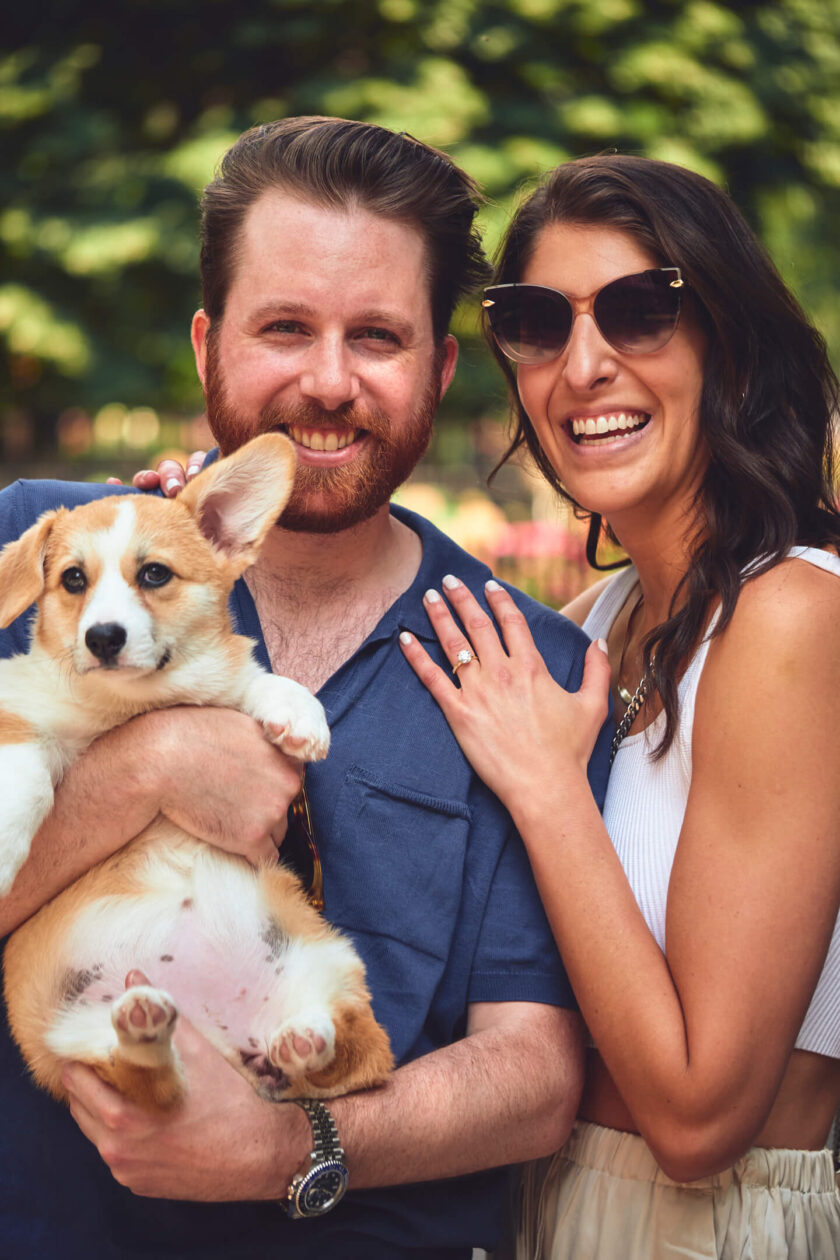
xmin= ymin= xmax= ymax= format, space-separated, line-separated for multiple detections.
xmin=62 ymin=1002 xmax=584 ymax=1203
xmin=0 ymin=716 xmax=165 ymax=936
xmin=0 ymin=704 xmax=302 ymax=937
xmin=333 ymin=1003 xmax=583 ymax=1189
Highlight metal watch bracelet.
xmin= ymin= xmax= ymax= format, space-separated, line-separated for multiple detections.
xmin=280 ymin=1097 xmax=349 ymax=1219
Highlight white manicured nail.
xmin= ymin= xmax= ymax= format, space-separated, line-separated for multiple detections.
xmin=442 ymin=574 xmax=461 ymax=590
xmin=400 ymin=631 xmax=413 ymax=645
xmin=165 ymin=477 xmax=181 ymax=494
xmin=425 ymin=589 xmax=441 ymax=603
xmin=485 ymin=579 xmax=502 ymax=592
xmin=596 ymin=638 xmax=609 ymax=654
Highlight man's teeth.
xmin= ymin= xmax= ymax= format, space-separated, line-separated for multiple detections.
xmin=571 ymin=412 xmax=648 ymax=438
xmin=288 ymin=426 xmax=359 ymax=451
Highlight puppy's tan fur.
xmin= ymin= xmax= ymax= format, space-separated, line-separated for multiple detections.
xmin=0 ymin=435 xmax=393 ymax=1109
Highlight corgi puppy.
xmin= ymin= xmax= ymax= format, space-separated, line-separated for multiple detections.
xmin=0 ymin=434 xmax=393 ymax=1109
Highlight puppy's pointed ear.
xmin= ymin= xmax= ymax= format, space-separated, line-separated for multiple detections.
xmin=178 ymin=434 xmax=297 ymax=573
xmin=0 ymin=510 xmax=57 ymax=627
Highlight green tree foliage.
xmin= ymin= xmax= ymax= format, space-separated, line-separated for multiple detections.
xmin=4 ymin=0 xmax=840 ymax=450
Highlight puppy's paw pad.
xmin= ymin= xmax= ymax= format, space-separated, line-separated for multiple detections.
xmin=265 ymin=713 xmax=330 ymax=762
xmin=112 ymin=986 xmax=177 ymax=1045
xmin=269 ymin=1012 xmax=334 ymax=1075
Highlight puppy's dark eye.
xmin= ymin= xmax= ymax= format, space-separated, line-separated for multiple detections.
xmin=138 ymin=563 xmax=173 ymax=589
xmin=61 ymin=567 xmax=87 ymax=594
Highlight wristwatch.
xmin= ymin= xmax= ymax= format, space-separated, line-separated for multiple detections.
xmin=280 ymin=1098 xmax=349 ymax=1218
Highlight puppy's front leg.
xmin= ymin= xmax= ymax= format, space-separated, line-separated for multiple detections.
xmin=238 ymin=667 xmax=330 ymax=762
xmin=0 ymin=738 xmax=56 ymax=895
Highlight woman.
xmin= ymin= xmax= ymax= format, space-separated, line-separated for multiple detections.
xmin=399 ymin=155 xmax=840 ymax=1258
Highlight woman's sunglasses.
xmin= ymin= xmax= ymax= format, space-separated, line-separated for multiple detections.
xmin=283 ymin=767 xmax=324 ymax=911
xmin=482 ymin=267 xmax=685 ymax=364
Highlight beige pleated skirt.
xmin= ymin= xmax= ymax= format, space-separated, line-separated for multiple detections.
xmin=515 ymin=1120 xmax=840 ymax=1260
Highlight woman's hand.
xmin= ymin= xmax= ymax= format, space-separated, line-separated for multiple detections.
xmin=400 ymin=575 xmax=611 ymax=807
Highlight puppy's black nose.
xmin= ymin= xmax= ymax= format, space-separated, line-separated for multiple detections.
xmin=85 ymin=622 xmax=127 ymax=664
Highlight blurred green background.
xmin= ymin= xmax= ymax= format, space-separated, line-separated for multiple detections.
xmin=3 ymin=0 xmax=840 ymax=602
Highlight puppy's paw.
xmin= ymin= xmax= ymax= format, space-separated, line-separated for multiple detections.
xmin=269 ymin=1011 xmax=335 ymax=1077
xmin=246 ymin=674 xmax=330 ymax=762
xmin=264 ymin=698 xmax=330 ymax=762
xmin=112 ymin=986 xmax=177 ymax=1059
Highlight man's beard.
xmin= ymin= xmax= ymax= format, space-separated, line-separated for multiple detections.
xmin=203 ymin=341 xmax=441 ymax=534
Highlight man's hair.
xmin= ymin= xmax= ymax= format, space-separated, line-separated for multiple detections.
xmin=489 ymin=152 xmax=840 ymax=754
xmin=199 ymin=115 xmax=491 ymax=340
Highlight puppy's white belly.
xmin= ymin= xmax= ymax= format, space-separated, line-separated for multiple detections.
xmin=50 ymin=852 xmax=357 ymax=1076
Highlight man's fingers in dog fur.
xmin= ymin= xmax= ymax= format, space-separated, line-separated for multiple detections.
xmin=126 ymin=969 xmax=151 ymax=988
xmin=63 ymin=1062 xmax=129 ymax=1133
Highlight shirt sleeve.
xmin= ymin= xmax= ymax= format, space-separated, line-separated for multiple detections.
xmin=465 ymin=599 xmax=612 ymax=1010
xmin=467 ymin=810 xmax=577 ymax=1008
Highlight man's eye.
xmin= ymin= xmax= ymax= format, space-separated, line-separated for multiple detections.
xmin=138 ymin=563 xmax=173 ymax=588
xmin=360 ymin=327 xmax=400 ymax=345
xmin=264 ymin=320 xmax=306 ymax=335
xmin=61 ymin=567 xmax=87 ymax=594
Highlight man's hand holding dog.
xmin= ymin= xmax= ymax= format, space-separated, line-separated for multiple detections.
xmin=152 ymin=706 xmax=303 ymax=866
xmin=62 ymin=983 xmax=311 ymax=1201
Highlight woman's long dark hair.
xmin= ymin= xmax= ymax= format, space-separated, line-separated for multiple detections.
xmin=489 ymin=154 xmax=840 ymax=754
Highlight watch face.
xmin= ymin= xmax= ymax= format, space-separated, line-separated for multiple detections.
xmin=298 ymin=1161 xmax=349 ymax=1216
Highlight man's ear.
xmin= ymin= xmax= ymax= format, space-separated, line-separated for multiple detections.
xmin=191 ymin=310 xmax=211 ymax=389
xmin=178 ymin=434 xmax=297 ymax=573
xmin=0 ymin=511 xmax=57 ymax=627
xmin=438 ymin=335 xmax=459 ymax=402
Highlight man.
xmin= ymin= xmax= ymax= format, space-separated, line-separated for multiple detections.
xmin=0 ymin=117 xmax=610 ymax=1259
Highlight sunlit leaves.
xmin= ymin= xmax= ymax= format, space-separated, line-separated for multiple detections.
xmin=4 ymin=0 xmax=840 ymax=448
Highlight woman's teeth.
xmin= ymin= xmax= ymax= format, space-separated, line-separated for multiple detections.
xmin=570 ymin=411 xmax=649 ymax=442
xmin=287 ymin=427 xmax=359 ymax=451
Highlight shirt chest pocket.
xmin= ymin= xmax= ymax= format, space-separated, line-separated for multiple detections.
xmin=322 ymin=766 xmax=472 ymax=1058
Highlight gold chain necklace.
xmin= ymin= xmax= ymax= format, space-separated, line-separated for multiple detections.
xmin=611 ymin=592 xmax=650 ymax=764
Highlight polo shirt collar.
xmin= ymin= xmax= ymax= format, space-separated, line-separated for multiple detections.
xmin=201 ymin=446 xmax=491 ymax=650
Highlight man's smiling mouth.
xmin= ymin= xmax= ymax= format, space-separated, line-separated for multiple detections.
xmin=281 ymin=426 xmax=361 ymax=451
xmin=568 ymin=411 xmax=651 ymax=445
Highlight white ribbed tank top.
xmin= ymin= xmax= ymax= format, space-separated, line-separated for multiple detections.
xmin=583 ymin=547 xmax=840 ymax=1058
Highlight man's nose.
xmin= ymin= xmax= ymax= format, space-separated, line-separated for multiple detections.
xmin=561 ymin=313 xmax=618 ymax=394
xmin=298 ymin=337 xmax=361 ymax=410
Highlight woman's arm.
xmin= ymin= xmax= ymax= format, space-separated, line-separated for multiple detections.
xmin=401 ymin=562 xmax=840 ymax=1180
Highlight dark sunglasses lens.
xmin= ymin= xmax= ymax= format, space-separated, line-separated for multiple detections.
xmin=489 ymin=288 xmax=573 ymax=363
xmin=595 ymin=271 xmax=681 ymax=353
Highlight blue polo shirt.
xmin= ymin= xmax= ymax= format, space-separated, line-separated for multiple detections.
xmin=0 ymin=476 xmax=611 ymax=1259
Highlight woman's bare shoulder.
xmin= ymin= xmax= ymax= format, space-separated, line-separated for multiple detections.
xmin=698 ymin=552 xmax=840 ymax=723
xmin=731 ymin=552 xmax=840 ymax=640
